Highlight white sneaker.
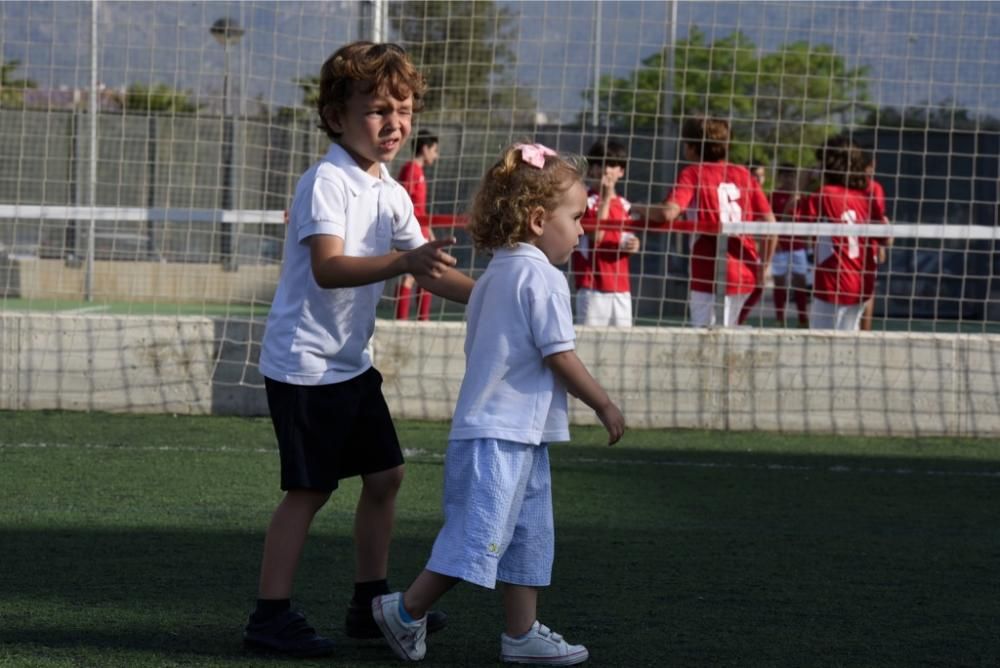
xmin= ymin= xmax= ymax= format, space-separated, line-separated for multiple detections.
xmin=372 ymin=592 xmax=427 ymax=661
xmin=500 ymin=621 xmax=589 ymax=665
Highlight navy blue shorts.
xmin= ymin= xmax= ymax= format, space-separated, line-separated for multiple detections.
xmin=264 ymin=368 xmax=404 ymax=491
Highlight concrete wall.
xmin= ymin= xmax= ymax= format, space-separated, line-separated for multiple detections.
xmin=2 ymin=311 xmax=999 ymax=437
xmin=4 ymin=258 xmax=279 ymax=304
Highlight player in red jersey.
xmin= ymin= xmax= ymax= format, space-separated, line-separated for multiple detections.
xmin=643 ymin=117 xmax=776 ymax=327
xmin=860 ymin=151 xmax=890 ymax=331
xmin=796 ymin=136 xmax=876 ymax=330
xmin=571 ymin=139 xmax=640 ymax=327
xmin=395 ymin=130 xmax=440 ymax=320
xmin=769 ymin=163 xmax=811 ymax=327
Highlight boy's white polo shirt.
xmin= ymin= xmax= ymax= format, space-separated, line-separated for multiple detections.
xmin=449 ymin=243 xmax=576 ymax=445
xmin=259 ymin=142 xmax=426 ymax=385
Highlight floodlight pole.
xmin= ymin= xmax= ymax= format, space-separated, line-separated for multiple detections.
xmin=211 ymin=18 xmax=244 ymax=272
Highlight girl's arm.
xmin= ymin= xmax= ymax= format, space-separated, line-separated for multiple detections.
xmin=545 ymin=350 xmax=625 ymax=445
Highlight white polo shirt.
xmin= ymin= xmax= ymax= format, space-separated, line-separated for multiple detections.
xmin=449 ymin=243 xmax=576 ymax=445
xmin=259 ymin=142 xmax=426 ymax=385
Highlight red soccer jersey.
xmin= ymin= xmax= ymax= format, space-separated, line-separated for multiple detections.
xmin=772 ymin=190 xmax=807 ymax=251
xmin=397 ymin=160 xmax=430 ymax=236
xmin=797 ymin=184 xmax=874 ymax=305
xmin=667 ymin=162 xmax=772 ymax=295
xmin=571 ymin=191 xmax=633 ymax=293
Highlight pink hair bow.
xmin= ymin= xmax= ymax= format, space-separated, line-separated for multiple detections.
xmin=515 ymin=143 xmax=557 ymax=169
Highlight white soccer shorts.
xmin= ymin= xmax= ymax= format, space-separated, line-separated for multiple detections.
xmin=575 ymin=289 xmax=633 ymax=327
xmin=688 ymin=290 xmax=749 ymax=328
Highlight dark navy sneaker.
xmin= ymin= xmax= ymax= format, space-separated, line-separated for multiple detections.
xmin=243 ymin=609 xmax=336 ymax=658
xmin=345 ymin=599 xmax=448 ymax=639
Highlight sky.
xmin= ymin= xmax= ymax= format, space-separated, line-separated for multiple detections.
xmin=2 ymin=1 xmax=998 ymax=123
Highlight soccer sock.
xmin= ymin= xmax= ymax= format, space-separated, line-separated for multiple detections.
xmin=395 ymin=284 xmax=412 ymax=320
xmin=353 ymin=579 xmax=390 ymax=606
xmin=773 ymin=285 xmax=788 ymax=323
xmin=397 ymin=596 xmax=415 ymax=623
xmin=417 ymin=288 xmax=432 ymax=321
xmin=738 ymin=286 xmax=763 ymax=325
xmin=251 ymin=598 xmax=290 ymax=622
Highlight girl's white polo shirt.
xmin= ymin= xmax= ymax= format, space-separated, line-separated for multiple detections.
xmin=449 ymin=243 xmax=576 ymax=445
xmin=259 ymin=142 xmax=425 ymax=385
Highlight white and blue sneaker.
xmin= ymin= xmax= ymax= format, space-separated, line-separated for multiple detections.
xmin=372 ymin=592 xmax=427 ymax=661
xmin=500 ymin=621 xmax=589 ymax=665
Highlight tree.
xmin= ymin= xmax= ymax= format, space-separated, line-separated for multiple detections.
xmin=0 ymin=59 xmax=37 ymax=107
xmin=388 ymin=0 xmax=536 ymax=125
xmin=860 ymin=102 xmax=1000 ymax=132
xmin=583 ymin=27 xmax=870 ymax=165
xmin=120 ymin=82 xmax=200 ymax=114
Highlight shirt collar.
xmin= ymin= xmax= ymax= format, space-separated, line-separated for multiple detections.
xmin=495 ymin=242 xmax=550 ymax=263
xmin=323 ymin=142 xmax=395 ymax=195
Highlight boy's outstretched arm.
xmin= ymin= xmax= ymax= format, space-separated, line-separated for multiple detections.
xmin=309 ymin=235 xmax=457 ymax=289
xmin=545 ymin=350 xmax=625 ymax=445
xmin=414 ymin=268 xmax=475 ymax=304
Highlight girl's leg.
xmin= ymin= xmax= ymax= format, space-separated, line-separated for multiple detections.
xmin=417 ymin=287 xmax=433 ymax=321
xmin=258 ymin=489 xmax=332 ymax=598
xmin=502 ymin=584 xmax=539 ymax=637
xmin=395 ymin=275 xmax=415 ymax=320
xmin=403 ymin=569 xmax=460 ymax=619
xmin=791 ymin=273 xmax=811 ymax=327
xmin=355 ymin=465 xmax=405 ymax=582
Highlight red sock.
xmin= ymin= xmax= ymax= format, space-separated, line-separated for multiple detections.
xmin=417 ymin=289 xmax=432 ymax=321
xmin=772 ymin=286 xmax=788 ymax=324
xmin=738 ymin=287 xmax=763 ymax=325
xmin=794 ymin=288 xmax=810 ymax=326
xmin=395 ymin=283 xmax=412 ymax=320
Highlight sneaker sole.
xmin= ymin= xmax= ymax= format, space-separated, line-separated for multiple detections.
xmin=372 ymin=597 xmax=425 ymax=661
xmin=346 ymin=613 xmax=447 ymax=639
xmin=501 ymin=647 xmax=589 ymax=666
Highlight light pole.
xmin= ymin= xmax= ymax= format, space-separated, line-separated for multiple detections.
xmin=211 ymin=17 xmax=244 ymax=271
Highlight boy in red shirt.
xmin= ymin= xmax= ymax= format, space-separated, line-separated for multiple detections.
xmin=395 ymin=130 xmax=440 ymax=320
xmin=769 ymin=163 xmax=811 ymax=327
xmin=797 ymin=136 xmax=877 ymax=330
xmin=571 ymin=139 xmax=641 ymax=327
xmin=645 ymin=117 xmax=776 ymax=327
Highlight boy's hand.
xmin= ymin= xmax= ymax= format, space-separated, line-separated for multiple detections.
xmin=596 ymin=401 xmax=626 ymax=445
xmin=405 ymin=237 xmax=458 ymax=279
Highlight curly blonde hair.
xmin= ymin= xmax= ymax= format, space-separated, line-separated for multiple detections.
xmin=467 ymin=144 xmax=586 ymax=253
xmin=317 ymin=41 xmax=427 ymax=141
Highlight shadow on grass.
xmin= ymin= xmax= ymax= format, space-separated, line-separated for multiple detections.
xmin=2 ymin=446 xmax=999 ymax=667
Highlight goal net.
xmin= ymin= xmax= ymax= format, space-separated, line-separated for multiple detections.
xmin=1 ymin=1 xmax=998 ymax=434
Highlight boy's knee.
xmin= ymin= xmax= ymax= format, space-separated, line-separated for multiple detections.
xmin=362 ymin=465 xmax=405 ymax=501
xmin=284 ymin=488 xmax=332 ymax=512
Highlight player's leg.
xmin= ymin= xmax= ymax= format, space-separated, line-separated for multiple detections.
xmin=688 ymin=290 xmax=716 ymax=327
xmin=771 ymin=251 xmax=790 ymax=324
xmin=395 ymin=274 xmax=415 ymax=320
xmin=790 ymin=250 xmax=811 ymax=327
xmin=355 ymin=465 xmax=405 ymax=582
xmin=245 ymin=379 xmax=339 ymax=657
xmin=608 ymin=291 xmax=633 ymax=328
xmin=723 ymin=293 xmax=750 ymax=327
xmin=417 ymin=286 xmax=433 ymax=321
xmin=809 ymin=299 xmax=836 ymax=329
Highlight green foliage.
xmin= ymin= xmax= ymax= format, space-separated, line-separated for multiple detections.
xmin=121 ymin=82 xmax=200 ymax=114
xmin=584 ymin=27 xmax=870 ymax=165
xmin=0 ymin=59 xmax=37 ymax=107
xmin=388 ymin=0 xmax=536 ymax=125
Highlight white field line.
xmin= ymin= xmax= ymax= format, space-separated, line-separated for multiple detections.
xmin=62 ymin=305 xmax=111 ymax=314
xmin=2 ymin=442 xmax=999 ymax=480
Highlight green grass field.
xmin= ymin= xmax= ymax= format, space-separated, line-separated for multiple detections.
xmin=1 ymin=411 xmax=998 ymax=667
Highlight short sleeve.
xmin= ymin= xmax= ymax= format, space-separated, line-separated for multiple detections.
xmin=391 ymin=194 xmax=427 ymax=251
xmin=298 ymin=176 xmax=347 ymax=242
xmin=527 ymin=272 xmax=575 ymax=358
xmin=667 ymin=165 xmax=696 ymax=211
